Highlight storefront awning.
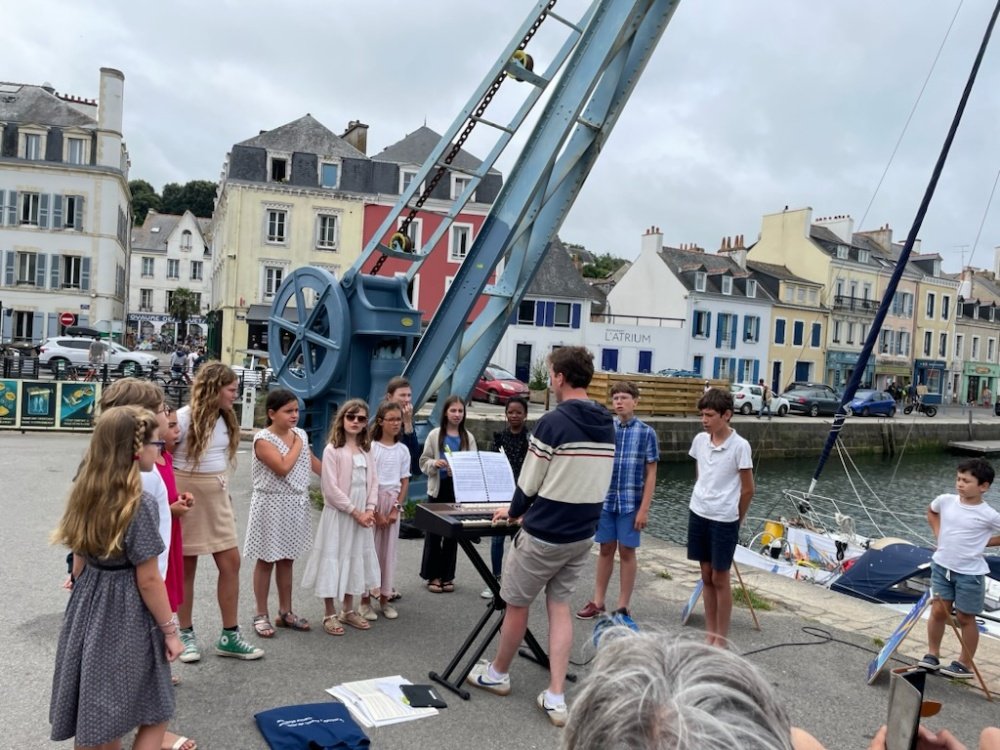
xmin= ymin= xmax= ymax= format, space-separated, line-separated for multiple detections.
xmin=246 ymin=304 xmax=303 ymax=323
xmin=875 ymin=363 xmax=911 ymax=376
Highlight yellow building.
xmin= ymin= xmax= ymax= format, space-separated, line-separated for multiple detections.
xmin=909 ymin=252 xmax=958 ymax=404
xmin=209 ymin=115 xmax=371 ymax=364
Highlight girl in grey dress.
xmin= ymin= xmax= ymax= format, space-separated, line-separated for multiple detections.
xmin=50 ymin=406 xmax=183 ymax=748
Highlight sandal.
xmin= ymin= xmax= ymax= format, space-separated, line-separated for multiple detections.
xmin=163 ymin=732 xmax=197 ymax=750
xmin=442 ymin=581 xmax=455 ymax=593
xmin=322 ymin=615 xmax=345 ymax=636
xmin=339 ymin=610 xmax=371 ymax=630
xmin=252 ymin=614 xmax=275 ymax=638
xmin=275 ymin=610 xmax=311 ymax=631
xmin=426 ymin=580 xmax=443 ymax=594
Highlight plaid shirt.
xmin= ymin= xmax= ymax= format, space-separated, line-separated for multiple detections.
xmin=604 ymin=416 xmax=659 ymax=514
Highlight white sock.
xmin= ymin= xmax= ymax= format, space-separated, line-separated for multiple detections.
xmin=545 ymin=690 xmax=565 ymax=706
xmin=487 ymin=662 xmax=507 ymax=681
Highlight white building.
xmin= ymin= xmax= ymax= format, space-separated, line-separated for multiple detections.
xmin=0 ymin=69 xmax=131 ymax=343
xmin=128 ymin=209 xmax=212 ymax=343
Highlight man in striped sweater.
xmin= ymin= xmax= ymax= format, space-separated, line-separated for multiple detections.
xmin=467 ymin=346 xmax=615 ymax=727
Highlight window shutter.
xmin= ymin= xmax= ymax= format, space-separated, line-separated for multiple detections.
xmin=48 ymin=314 xmax=59 ymax=337
xmin=75 ymin=196 xmax=84 ymax=230
xmin=32 ymin=312 xmax=43 ymax=342
xmin=716 ymin=316 xmax=724 ymax=347
xmin=752 ymin=359 xmax=760 ymax=383
xmin=36 ymin=254 xmax=47 ymax=287
xmin=730 ymin=319 xmax=737 ymax=349
xmin=691 ymin=312 xmax=699 ymax=338
xmin=544 ymin=301 xmax=555 ymax=327
xmin=50 ymin=254 xmax=60 ymax=288
xmin=706 ymin=312 xmax=711 ymax=339
xmin=571 ymin=303 xmax=581 ymax=329
xmin=0 ymin=191 xmax=6 ymax=226
xmin=81 ymin=257 xmax=91 ymax=291
xmin=743 ymin=316 xmax=751 ymax=341
xmin=713 ymin=358 xmax=721 ymax=378
xmin=6 ymin=190 xmax=16 ymax=226
xmin=729 ymin=358 xmax=736 ymax=378
xmin=39 ymin=193 xmax=49 ymax=228
xmin=534 ymin=301 xmax=544 ymax=326
xmin=509 ymin=309 xmax=517 ymax=325
xmin=52 ymin=195 xmax=63 ymax=229
xmin=4 ymin=251 xmax=13 ymax=285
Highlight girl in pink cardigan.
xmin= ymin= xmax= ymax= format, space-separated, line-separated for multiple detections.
xmin=301 ymin=399 xmax=381 ymax=634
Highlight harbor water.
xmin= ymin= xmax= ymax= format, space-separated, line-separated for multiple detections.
xmin=646 ymin=450 xmax=983 ymax=547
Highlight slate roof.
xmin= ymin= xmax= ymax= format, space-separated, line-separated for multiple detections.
xmin=372 ymin=125 xmax=499 ymax=174
xmin=658 ymin=246 xmax=773 ymax=300
xmin=808 ymin=226 xmax=884 ymax=268
xmin=132 ymin=211 xmax=209 ymax=253
xmin=237 ymin=114 xmax=366 ymax=160
xmin=745 ymin=260 xmax=818 ymax=301
xmin=0 ymin=82 xmax=96 ymax=128
xmin=526 ymin=238 xmax=604 ymax=302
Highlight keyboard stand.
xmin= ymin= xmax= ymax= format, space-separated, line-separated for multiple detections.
xmin=428 ymin=533 xmax=576 ymax=700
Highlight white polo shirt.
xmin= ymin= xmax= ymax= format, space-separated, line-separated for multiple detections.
xmin=688 ymin=429 xmax=753 ymax=522
xmin=930 ymin=493 xmax=1000 ymax=575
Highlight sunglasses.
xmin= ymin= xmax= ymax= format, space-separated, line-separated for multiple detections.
xmin=344 ymin=414 xmax=368 ymax=423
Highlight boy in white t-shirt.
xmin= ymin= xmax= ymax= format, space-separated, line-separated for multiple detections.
xmin=687 ymin=388 xmax=754 ymax=647
xmin=918 ymin=458 xmax=1000 ymax=679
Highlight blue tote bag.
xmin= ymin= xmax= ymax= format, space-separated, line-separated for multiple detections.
xmin=254 ymin=702 xmax=370 ymax=750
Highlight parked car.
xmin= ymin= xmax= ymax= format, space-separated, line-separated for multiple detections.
xmin=656 ymin=368 xmax=701 ymax=378
xmin=845 ymin=390 xmax=896 ymax=417
xmin=784 ymin=387 xmax=842 ymax=417
xmin=782 ymin=381 xmax=839 ymax=397
xmin=730 ymin=382 xmax=790 ymax=416
xmin=38 ymin=336 xmax=159 ymax=374
xmin=470 ymin=364 xmax=529 ymax=405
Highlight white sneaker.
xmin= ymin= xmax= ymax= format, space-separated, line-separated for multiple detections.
xmin=480 ymin=587 xmax=493 ymax=599
xmin=358 ymin=602 xmax=378 ymax=621
xmin=537 ymin=691 xmax=568 ymax=727
xmin=466 ymin=660 xmax=511 ymax=696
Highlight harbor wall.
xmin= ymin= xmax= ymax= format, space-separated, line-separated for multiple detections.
xmin=463 ymin=414 xmax=1000 ymax=462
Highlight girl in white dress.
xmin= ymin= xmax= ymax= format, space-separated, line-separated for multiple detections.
xmin=244 ymin=388 xmax=322 ymax=637
xmin=301 ymin=399 xmax=381 ymax=634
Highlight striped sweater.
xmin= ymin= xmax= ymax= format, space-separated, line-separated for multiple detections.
xmin=509 ymin=398 xmax=616 ymax=544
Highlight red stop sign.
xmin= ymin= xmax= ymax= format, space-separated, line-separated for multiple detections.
xmin=60 ymin=312 xmax=76 ymax=327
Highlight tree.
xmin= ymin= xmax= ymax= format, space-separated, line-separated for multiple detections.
xmin=129 ymin=179 xmax=160 ymax=225
xmin=581 ymin=252 xmax=627 ymax=278
xmin=161 ymin=180 xmax=216 ymax=218
xmin=168 ymin=288 xmax=201 ymax=342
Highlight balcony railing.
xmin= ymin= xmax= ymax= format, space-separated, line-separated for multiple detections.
xmin=833 ymin=295 xmax=880 ymax=313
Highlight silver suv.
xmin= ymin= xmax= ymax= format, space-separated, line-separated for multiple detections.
xmin=38 ymin=336 xmax=159 ymax=374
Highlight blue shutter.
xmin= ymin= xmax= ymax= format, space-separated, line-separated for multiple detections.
xmin=39 ymin=194 xmax=49 ymax=228
xmin=544 ymin=301 xmax=555 ymax=327
xmin=602 ymin=348 xmax=618 ymax=372
xmin=81 ymin=257 xmax=91 ymax=291
xmin=736 ymin=358 xmax=745 ymax=379
xmin=6 ymin=190 xmax=16 ymax=225
xmin=743 ymin=316 xmax=751 ymax=341
xmin=52 ymin=195 xmax=63 ymax=229
xmin=691 ymin=311 xmax=699 ymax=338
xmin=534 ymin=300 xmax=544 ymax=326
xmin=713 ymin=357 xmax=721 ymax=378
xmin=705 ymin=312 xmax=711 ymax=339
xmin=775 ymin=319 xmax=785 ymax=344
xmin=50 ymin=254 xmax=60 ymax=289
xmin=638 ymin=350 xmax=652 ymax=373
xmin=571 ymin=303 xmax=581 ymax=329
xmin=716 ymin=315 xmax=724 ymax=347
xmin=730 ymin=318 xmax=737 ymax=349
xmin=31 ymin=312 xmax=43 ymax=343
xmin=509 ymin=308 xmax=517 ymax=325
xmin=752 ymin=360 xmax=760 ymax=382
xmin=811 ymin=322 xmax=821 ymax=347
xmin=729 ymin=358 xmax=736 ymax=378
xmin=754 ymin=316 xmax=761 ymax=342
xmin=35 ymin=254 xmax=47 ymax=287
xmin=48 ymin=314 xmax=59 ymax=337
xmin=3 ymin=251 xmax=13 ymax=286
xmin=75 ymin=196 xmax=84 ymax=231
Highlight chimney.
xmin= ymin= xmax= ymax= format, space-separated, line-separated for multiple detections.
xmin=341 ymin=120 xmax=369 ymax=155
xmin=640 ymin=225 xmax=662 ymax=257
xmin=858 ymin=223 xmax=893 ymax=252
xmin=814 ymin=213 xmax=854 ymax=244
xmin=718 ymin=234 xmax=747 ymax=269
xmin=96 ymin=67 xmax=125 ymax=171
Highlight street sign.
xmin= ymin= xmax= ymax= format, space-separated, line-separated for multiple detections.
xmin=59 ymin=312 xmax=76 ymax=327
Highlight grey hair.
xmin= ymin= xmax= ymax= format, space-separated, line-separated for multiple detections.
xmin=563 ymin=629 xmax=794 ymax=750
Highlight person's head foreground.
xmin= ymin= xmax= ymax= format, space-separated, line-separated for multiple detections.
xmin=563 ymin=629 xmax=810 ymax=750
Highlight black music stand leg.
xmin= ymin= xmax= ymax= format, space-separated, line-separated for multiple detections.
xmin=429 ymin=600 xmax=503 ymax=700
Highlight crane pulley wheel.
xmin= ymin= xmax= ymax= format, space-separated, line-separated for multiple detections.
xmin=390 ymin=231 xmax=414 ymax=253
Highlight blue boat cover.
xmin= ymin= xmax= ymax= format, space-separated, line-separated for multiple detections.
xmin=831 ymin=544 xmax=933 ymax=604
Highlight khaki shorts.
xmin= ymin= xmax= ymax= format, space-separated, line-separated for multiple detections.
xmin=500 ymin=531 xmax=593 ymax=607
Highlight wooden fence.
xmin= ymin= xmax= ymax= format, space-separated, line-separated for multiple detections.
xmin=586 ymin=373 xmax=727 ymax=416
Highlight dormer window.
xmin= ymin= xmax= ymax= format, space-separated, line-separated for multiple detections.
xmin=180 ymin=230 xmax=193 ymax=251
xmin=836 ymin=245 xmax=848 ymax=260
xmin=746 ymin=279 xmax=757 ymax=298
xmin=268 ymin=154 xmax=289 ymax=183
xmin=400 ymin=168 xmax=422 ymax=195
xmin=721 ymin=276 xmax=733 ymax=295
xmin=19 ymin=127 xmax=47 ymax=160
xmin=859 ymin=250 xmax=869 ymax=263
xmin=694 ymin=271 xmax=706 ymax=292
xmin=320 ymin=162 xmax=339 ymax=189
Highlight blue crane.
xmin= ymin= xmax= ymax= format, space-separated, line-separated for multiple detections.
xmin=266 ymin=0 xmax=681 ymax=455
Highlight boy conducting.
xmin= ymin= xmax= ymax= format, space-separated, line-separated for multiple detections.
xmin=577 ymin=381 xmax=659 ymax=620
xmin=918 ymin=458 xmax=1000 ymax=678
xmin=687 ymin=387 xmax=754 ymax=646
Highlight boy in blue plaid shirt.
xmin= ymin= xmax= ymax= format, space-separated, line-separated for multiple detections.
xmin=577 ymin=381 xmax=659 ymax=620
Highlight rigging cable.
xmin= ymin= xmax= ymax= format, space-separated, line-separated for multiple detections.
xmin=964 ymin=165 xmax=1000 ymax=271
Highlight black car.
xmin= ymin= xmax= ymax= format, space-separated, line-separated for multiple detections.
xmin=782 ymin=381 xmax=839 ymax=397
xmin=784 ymin=388 xmax=842 ymax=417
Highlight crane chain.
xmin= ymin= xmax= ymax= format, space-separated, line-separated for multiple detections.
xmin=371 ymin=0 xmax=557 ymax=275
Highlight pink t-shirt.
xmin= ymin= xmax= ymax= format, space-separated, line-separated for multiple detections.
xmin=155 ymin=451 xmax=185 ymax=611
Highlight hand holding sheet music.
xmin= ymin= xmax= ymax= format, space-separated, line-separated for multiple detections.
xmin=445 ymin=451 xmax=516 ymax=504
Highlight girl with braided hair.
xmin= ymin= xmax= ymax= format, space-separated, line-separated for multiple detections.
xmin=50 ymin=405 xmax=182 ymax=749
xmin=173 ymin=362 xmax=263 ymax=661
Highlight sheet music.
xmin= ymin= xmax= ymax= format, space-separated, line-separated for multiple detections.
xmin=446 ymin=451 xmax=516 ymax=504
xmin=326 ymin=675 xmax=438 ymax=727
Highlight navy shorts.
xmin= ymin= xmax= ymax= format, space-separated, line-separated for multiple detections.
xmin=686 ymin=510 xmax=739 ymax=572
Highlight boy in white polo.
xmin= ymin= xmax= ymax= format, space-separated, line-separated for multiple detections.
xmin=918 ymin=458 xmax=1000 ymax=678
xmin=687 ymin=387 xmax=754 ymax=647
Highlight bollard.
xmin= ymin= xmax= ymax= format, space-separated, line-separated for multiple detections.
xmin=241 ymin=383 xmax=257 ymax=430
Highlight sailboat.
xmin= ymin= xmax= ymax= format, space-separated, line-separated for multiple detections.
xmin=736 ymin=1 xmax=1000 ymax=627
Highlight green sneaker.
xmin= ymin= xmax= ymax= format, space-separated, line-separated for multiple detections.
xmin=178 ymin=627 xmax=201 ymax=663
xmin=215 ymin=628 xmax=264 ymax=660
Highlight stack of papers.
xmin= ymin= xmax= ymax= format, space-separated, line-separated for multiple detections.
xmin=326 ymin=675 xmax=439 ymax=728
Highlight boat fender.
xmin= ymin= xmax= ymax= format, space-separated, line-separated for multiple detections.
xmin=835 ymin=540 xmax=848 ymax=562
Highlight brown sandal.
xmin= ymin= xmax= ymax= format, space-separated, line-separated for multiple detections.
xmin=322 ymin=615 xmax=345 ymax=636
xmin=427 ymin=580 xmax=443 ymax=594
xmin=275 ymin=611 xmax=311 ymax=631
xmin=339 ymin=610 xmax=371 ymax=630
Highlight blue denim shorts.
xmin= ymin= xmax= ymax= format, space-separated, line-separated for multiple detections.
xmin=930 ymin=561 xmax=985 ymax=615
xmin=595 ymin=508 xmax=641 ymax=548
xmin=686 ymin=510 xmax=739 ymax=571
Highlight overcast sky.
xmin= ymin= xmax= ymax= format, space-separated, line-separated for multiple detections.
xmin=8 ymin=0 xmax=1000 ymax=272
